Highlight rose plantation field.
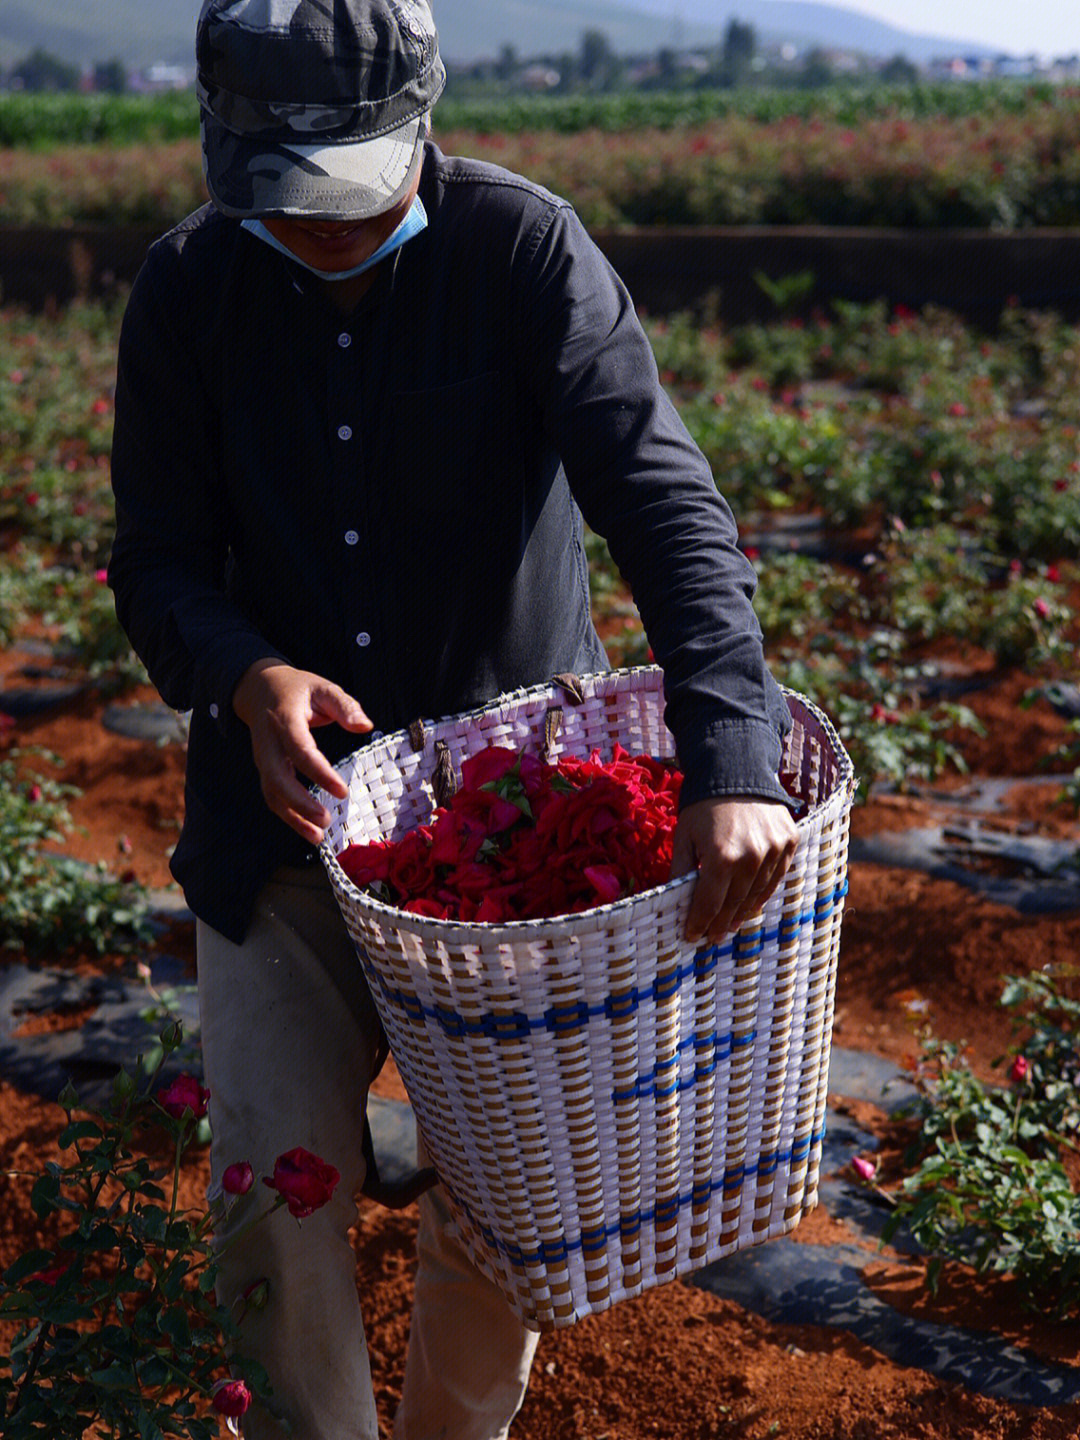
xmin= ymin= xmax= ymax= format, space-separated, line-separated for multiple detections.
xmin=2 ymin=84 xmax=1080 ymax=230
xmin=3 ymin=290 xmax=1080 ymax=1437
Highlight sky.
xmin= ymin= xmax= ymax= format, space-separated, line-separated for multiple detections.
xmin=845 ymin=0 xmax=1077 ymax=58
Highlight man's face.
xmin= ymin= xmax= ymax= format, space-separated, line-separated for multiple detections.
xmin=260 ymin=167 xmax=421 ymax=274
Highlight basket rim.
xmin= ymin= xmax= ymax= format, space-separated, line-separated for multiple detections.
xmin=316 ymin=667 xmax=855 ymax=940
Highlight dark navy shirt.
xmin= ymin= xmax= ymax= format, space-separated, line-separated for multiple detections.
xmin=109 ymin=142 xmax=792 ymax=942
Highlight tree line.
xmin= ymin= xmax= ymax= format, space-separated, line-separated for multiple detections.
xmin=5 ymin=22 xmax=923 ymax=97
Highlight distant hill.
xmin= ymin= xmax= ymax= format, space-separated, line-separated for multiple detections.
xmin=0 ymin=0 xmax=997 ymax=73
xmin=633 ymin=1 xmax=998 ymax=64
xmin=0 ymin=0 xmax=716 ymax=71
xmin=0 ymin=0 xmax=198 ymax=71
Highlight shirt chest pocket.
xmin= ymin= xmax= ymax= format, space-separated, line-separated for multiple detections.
xmin=384 ymin=370 xmax=531 ymax=524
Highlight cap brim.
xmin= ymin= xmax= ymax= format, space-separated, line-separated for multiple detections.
xmin=202 ymin=113 xmax=425 ymax=220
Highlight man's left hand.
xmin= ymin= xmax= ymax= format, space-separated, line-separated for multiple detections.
xmin=671 ymin=797 xmax=799 ymax=946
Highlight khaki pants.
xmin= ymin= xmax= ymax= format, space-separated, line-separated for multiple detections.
xmin=197 ymin=865 xmax=539 ymax=1440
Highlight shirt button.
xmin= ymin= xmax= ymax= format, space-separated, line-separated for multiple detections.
xmin=209 ymin=703 xmax=220 ymax=719
xmin=337 ymin=332 xmax=352 ymax=348
xmin=337 ymin=424 xmax=353 ymax=441
xmin=370 ymin=730 xmax=384 ymax=743
xmin=356 ymin=631 xmax=372 ymax=648
xmin=344 ymin=530 xmax=359 ymax=546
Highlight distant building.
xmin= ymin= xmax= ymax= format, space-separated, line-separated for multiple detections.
xmin=131 ymin=62 xmax=192 ymax=92
xmin=926 ymin=51 xmax=1077 ymax=80
xmin=521 ymin=63 xmax=560 ymax=91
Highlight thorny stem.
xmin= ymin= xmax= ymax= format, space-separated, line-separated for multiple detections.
xmin=7 ymin=1049 xmax=173 ymax=1421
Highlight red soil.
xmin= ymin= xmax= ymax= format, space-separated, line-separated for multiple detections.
xmin=3 ymin=655 xmax=1080 ymax=1439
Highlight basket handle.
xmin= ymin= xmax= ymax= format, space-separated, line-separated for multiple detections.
xmin=359 ymin=1025 xmax=439 ymax=1209
xmin=360 ymin=1115 xmax=439 ymax=1210
xmin=543 ymin=672 xmax=586 ymax=759
xmin=408 ymin=674 xmax=587 ymax=803
xmin=552 ymin=672 xmax=586 ymax=704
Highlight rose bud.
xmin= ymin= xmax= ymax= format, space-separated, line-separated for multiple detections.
xmin=222 ymin=1162 xmax=254 ymax=1196
xmin=241 ymin=1277 xmax=270 ymax=1310
xmin=211 ymin=1379 xmax=252 ymax=1418
xmin=1009 ymin=1055 xmax=1029 ymax=1082
xmin=851 ymin=1155 xmax=877 ymax=1182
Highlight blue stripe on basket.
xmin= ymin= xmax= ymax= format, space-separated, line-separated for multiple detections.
xmin=441 ymin=1121 xmax=829 ymax=1271
xmin=612 ymin=1024 xmax=757 ymax=1103
xmin=355 ymin=877 xmax=849 ymax=1046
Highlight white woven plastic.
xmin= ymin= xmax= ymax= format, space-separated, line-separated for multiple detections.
xmin=317 ymin=667 xmax=856 ymax=1331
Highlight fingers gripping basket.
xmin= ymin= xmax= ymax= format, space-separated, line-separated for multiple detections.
xmin=318 ymin=667 xmax=855 ymax=1331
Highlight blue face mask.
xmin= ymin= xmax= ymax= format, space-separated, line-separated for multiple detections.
xmin=241 ymin=195 xmax=428 ymax=281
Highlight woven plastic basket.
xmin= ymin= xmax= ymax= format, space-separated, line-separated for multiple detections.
xmin=317 ymin=667 xmax=855 ymax=1331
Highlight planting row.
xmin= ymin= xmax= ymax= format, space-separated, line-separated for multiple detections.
xmin=1 ymin=295 xmax=1078 ymax=952
xmin=0 ymin=82 xmax=1070 ymax=148
xmin=3 ymin=89 xmax=1080 ymax=228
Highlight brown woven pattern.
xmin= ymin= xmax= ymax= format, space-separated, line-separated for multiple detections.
xmin=317 ymin=668 xmax=856 ymax=1331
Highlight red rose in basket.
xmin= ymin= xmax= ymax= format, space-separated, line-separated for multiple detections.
xmin=338 ymin=743 xmax=683 ymax=922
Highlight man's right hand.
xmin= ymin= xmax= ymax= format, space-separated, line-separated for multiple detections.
xmin=232 ymin=659 xmax=372 ymax=844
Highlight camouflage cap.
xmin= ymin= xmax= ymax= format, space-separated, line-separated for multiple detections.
xmin=196 ymin=0 xmax=445 ymax=219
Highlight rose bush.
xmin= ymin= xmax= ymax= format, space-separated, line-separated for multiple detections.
xmin=1 ymin=1021 xmax=341 ymax=1439
xmin=855 ymin=966 xmax=1080 ymax=1319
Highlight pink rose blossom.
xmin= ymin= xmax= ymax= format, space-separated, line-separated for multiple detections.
xmin=460 ymin=745 xmax=521 ymax=790
xmin=1010 ymin=1055 xmax=1029 ymax=1082
xmin=263 ymin=1147 xmax=341 ymax=1218
xmin=583 ymin=865 xmax=624 ymax=905
xmin=157 ymin=1073 xmax=210 ymax=1120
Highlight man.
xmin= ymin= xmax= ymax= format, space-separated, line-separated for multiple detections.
xmin=108 ymin=1 xmax=798 ymax=1436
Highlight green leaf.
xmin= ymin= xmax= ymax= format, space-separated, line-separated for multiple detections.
xmin=3 ymin=1249 xmax=59 ymax=1284
xmin=999 ymin=1145 xmax=1033 ymax=1168
xmin=57 ymin=1119 xmax=103 ymax=1148
xmin=137 ymin=1353 xmax=172 ymax=1390
xmin=88 ymin=1361 xmax=135 ymax=1390
xmin=158 ymin=1305 xmax=191 ymax=1350
xmin=137 ymin=1411 xmax=166 ymax=1440
xmin=29 ymin=1172 xmax=61 ymax=1217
